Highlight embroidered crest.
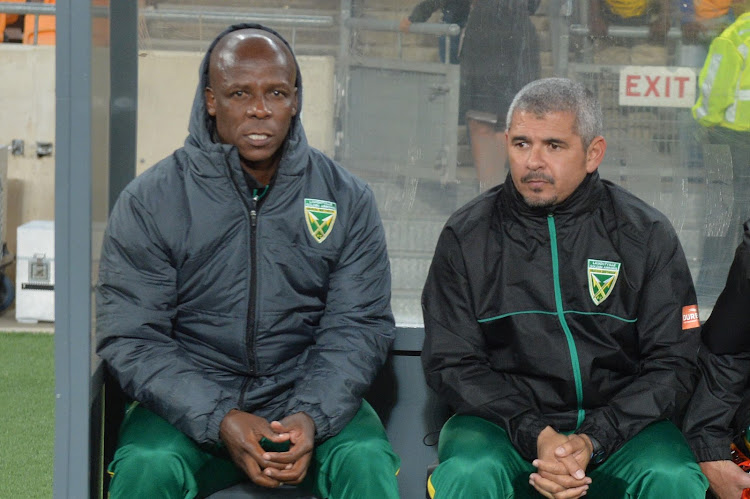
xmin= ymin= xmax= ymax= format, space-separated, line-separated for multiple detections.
xmin=588 ymin=259 xmax=621 ymax=305
xmin=304 ymin=198 xmax=337 ymax=243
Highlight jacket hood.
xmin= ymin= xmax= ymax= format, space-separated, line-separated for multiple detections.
xmin=185 ymin=23 xmax=307 ymax=175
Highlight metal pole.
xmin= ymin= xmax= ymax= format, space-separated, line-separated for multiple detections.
xmin=54 ymin=0 xmax=95 ymax=497
xmin=335 ymin=0 xmax=353 ymax=161
xmin=33 ymin=14 xmax=39 ymax=44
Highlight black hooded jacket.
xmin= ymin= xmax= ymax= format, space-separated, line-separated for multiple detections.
xmin=422 ymin=172 xmax=701 ymax=461
xmin=96 ymin=24 xmax=395 ymax=446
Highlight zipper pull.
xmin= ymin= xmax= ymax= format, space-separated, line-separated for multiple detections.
xmin=251 ymin=190 xmax=260 ymax=228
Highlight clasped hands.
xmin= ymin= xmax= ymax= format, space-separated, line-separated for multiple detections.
xmin=219 ymin=409 xmax=315 ymax=488
xmin=530 ymin=426 xmax=594 ymax=499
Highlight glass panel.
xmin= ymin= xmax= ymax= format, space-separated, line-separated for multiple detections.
xmin=92 ymin=1 xmax=111 ymax=372
xmin=134 ymin=0 xmax=746 ymax=323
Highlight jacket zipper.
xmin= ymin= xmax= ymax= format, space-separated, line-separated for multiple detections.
xmin=229 ymin=180 xmax=268 ymax=410
xmin=246 ymin=186 xmax=268 ymax=377
xmin=547 ymin=213 xmax=585 ymax=430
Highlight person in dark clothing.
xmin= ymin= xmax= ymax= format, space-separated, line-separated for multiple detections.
xmin=399 ymin=0 xmax=471 ymax=64
xmin=96 ymin=24 xmax=400 ymax=499
xmin=422 ymin=77 xmax=707 ymax=498
xmin=460 ymin=0 xmax=541 ymax=190
xmin=683 ymin=219 xmax=750 ymax=499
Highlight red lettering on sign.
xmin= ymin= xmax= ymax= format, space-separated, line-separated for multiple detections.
xmin=645 ymin=75 xmax=660 ymax=97
xmin=675 ymin=76 xmax=690 ymax=98
xmin=626 ymin=75 xmax=641 ymax=96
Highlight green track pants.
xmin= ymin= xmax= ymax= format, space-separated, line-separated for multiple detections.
xmin=428 ymin=415 xmax=708 ymax=499
xmin=107 ymin=400 xmax=400 ymax=499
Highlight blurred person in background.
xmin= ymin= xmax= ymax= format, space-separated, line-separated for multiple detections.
xmin=681 ymin=0 xmax=741 ymax=43
xmin=460 ymin=0 xmax=541 ymax=191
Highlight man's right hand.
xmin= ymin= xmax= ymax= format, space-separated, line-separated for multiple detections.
xmin=700 ymin=460 xmax=750 ymax=499
xmin=530 ymin=427 xmax=591 ymax=499
xmin=219 ymin=409 xmax=291 ymax=488
xmin=399 ymin=18 xmax=412 ymax=33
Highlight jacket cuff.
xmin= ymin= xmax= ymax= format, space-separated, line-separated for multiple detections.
xmin=286 ymin=401 xmax=332 ymax=442
xmin=688 ymin=436 xmax=733 ymax=462
xmin=206 ymin=398 xmax=241 ymax=446
xmin=515 ymin=416 xmax=554 ymax=461
xmin=576 ymin=419 xmax=623 ymax=462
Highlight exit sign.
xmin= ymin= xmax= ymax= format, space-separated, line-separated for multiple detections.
xmin=619 ymin=66 xmax=697 ymax=108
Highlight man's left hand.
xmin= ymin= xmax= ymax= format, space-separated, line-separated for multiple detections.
xmin=261 ymin=412 xmax=316 ymax=485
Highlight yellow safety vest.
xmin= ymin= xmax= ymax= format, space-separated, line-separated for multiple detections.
xmin=693 ymin=12 xmax=750 ymax=131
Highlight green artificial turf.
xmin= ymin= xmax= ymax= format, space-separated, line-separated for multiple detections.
xmin=0 ymin=332 xmax=54 ymax=498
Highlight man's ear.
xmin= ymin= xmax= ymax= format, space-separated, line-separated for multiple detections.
xmin=585 ymin=136 xmax=607 ymax=173
xmin=205 ymin=87 xmax=216 ymax=117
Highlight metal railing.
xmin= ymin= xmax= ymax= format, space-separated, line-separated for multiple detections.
xmin=0 ymin=2 xmax=335 ymax=47
xmin=345 ymin=17 xmax=460 ymax=63
xmin=0 ymin=2 xmax=55 ymax=15
xmin=569 ymin=24 xmax=682 ymax=39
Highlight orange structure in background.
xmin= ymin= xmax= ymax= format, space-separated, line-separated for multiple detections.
xmin=0 ymin=0 xmax=55 ymax=45
xmin=0 ymin=0 xmax=24 ymax=42
xmin=23 ymin=0 xmax=56 ymax=45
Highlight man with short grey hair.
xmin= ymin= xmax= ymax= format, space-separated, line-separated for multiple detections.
xmin=422 ymin=78 xmax=707 ymax=498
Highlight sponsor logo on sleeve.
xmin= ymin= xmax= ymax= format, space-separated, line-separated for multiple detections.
xmin=682 ymin=305 xmax=700 ymax=330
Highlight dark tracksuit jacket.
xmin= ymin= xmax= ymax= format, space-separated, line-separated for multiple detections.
xmin=422 ymin=171 xmax=701 ymax=461
xmin=96 ymin=23 xmax=395 ymax=446
xmin=683 ymin=219 xmax=750 ymax=462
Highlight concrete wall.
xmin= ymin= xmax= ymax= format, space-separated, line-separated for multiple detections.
xmin=0 ymin=45 xmax=335 ymax=278
xmin=0 ymin=45 xmax=56 ymax=280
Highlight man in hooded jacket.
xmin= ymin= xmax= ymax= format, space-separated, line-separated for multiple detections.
xmin=96 ymin=24 xmax=400 ymax=499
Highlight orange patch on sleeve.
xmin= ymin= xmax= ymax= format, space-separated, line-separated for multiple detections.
xmin=682 ymin=305 xmax=700 ymax=330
